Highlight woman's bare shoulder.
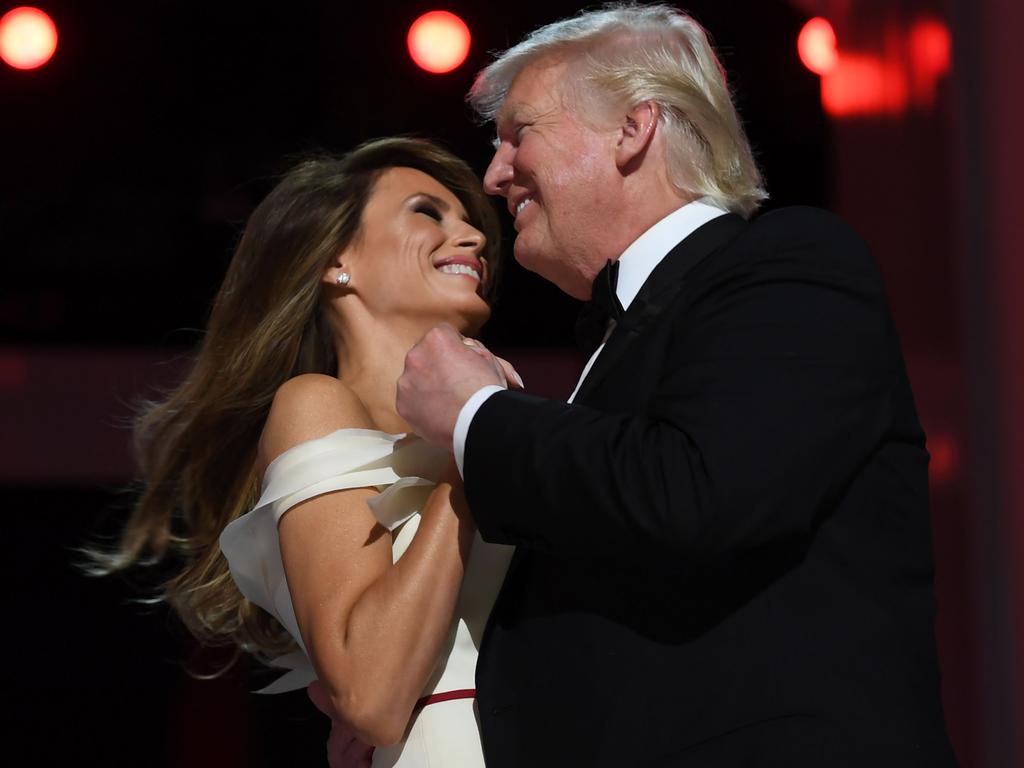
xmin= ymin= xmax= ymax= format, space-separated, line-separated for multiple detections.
xmin=259 ymin=374 xmax=373 ymax=471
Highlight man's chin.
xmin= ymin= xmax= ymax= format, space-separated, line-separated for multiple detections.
xmin=513 ymin=238 xmax=550 ymax=277
xmin=512 ymin=244 xmax=585 ymax=299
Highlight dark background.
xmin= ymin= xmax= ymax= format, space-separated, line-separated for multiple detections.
xmin=2 ymin=1 xmax=1021 ymax=766
xmin=0 ymin=0 xmax=825 ymax=350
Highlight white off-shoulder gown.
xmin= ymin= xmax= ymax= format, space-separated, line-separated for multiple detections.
xmin=219 ymin=429 xmax=514 ymax=768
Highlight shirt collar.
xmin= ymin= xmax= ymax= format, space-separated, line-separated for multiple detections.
xmin=615 ymin=198 xmax=728 ymax=312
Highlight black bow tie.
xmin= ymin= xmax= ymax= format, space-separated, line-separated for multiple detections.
xmin=575 ymin=259 xmax=625 ymax=356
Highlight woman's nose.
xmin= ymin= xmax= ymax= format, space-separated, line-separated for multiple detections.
xmin=454 ymin=223 xmax=485 ymax=252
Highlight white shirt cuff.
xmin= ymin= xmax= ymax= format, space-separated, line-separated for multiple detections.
xmin=453 ymin=385 xmax=506 ymax=478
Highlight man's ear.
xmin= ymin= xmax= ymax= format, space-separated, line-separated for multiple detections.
xmin=615 ymin=100 xmax=660 ymax=171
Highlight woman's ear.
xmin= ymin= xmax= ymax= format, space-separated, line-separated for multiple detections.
xmin=322 ymin=250 xmax=353 ymax=288
xmin=614 ymin=100 xmax=660 ymax=171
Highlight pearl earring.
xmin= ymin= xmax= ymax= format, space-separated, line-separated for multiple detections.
xmin=336 ymin=271 xmax=351 ymax=286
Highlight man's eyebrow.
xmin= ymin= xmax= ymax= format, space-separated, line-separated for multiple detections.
xmin=492 ymin=105 xmax=522 ymax=147
xmin=495 ymin=102 xmax=530 ymax=129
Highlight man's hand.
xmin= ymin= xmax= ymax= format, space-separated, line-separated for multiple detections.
xmin=307 ymin=681 xmax=374 ymax=768
xmin=397 ymin=324 xmax=523 ymax=449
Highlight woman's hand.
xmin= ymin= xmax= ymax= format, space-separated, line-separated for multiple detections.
xmin=308 ymin=680 xmax=374 ymax=768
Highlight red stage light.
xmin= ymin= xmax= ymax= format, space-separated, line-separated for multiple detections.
xmin=909 ymin=18 xmax=951 ymax=77
xmin=820 ymin=52 xmax=908 ymax=118
xmin=0 ymin=6 xmax=57 ymax=70
xmin=798 ymin=17 xmax=838 ymax=76
xmin=908 ymin=17 xmax=951 ymax=107
xmin=407 ymin=11 xmax=470 ymax=74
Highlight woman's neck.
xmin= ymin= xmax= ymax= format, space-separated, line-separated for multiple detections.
xmin=331 ymin=314 xmax=442 ymax=435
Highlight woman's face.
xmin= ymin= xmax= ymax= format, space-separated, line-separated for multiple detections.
xmin=335 ymin=166 xmax=491 ymax=335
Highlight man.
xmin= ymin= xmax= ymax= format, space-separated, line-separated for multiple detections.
xmin=329 ymin=5 xmax=957 ymax=765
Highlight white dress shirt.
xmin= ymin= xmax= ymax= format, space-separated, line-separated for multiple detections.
xmin=453 ymin=199 xmax=728 ymax=476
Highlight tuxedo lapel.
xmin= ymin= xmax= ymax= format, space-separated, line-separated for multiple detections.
xmin=573 ymin=213 xmax=746 ymax=403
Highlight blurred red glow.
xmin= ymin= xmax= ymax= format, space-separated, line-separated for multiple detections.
xmin=928 ymin=432 xmax=960 ymax=482
xmin=407 ymin=11 xmax=471 ymax=74
xmin=909 ymin=18 xmax=951 ymax=75
xmin=798 ymin=17 xmax=838 ymax=75
xmin=909 ymin=17 xmax=952 ymax=106
xmin=0 ymin=6 xmax=57 ymax=70
xmin=821 ymin=53 xmax=909 ymax=117
xmin=806 ymin=16 xmax=951 ymax=118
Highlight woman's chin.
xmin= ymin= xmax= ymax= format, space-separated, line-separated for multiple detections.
xmin=447 ymin=302 xmax=491 ymax=338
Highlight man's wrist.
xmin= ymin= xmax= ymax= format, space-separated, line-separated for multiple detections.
xmin=453 ymin=385 xmax=506 ymax=478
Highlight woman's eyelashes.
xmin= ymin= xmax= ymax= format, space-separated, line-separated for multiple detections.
xmin=413 ymin=201 xmax=443 ymax=222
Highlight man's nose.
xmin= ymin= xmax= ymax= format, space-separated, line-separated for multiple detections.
xmin=483 ymin=144 xmax=513 ymax=197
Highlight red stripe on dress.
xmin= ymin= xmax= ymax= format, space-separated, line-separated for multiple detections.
xmin=415 ymin=688 xmax=476 ymax=709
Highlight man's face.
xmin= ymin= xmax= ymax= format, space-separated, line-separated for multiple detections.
xmin=483 ymin=60 xmax=620 ymax=300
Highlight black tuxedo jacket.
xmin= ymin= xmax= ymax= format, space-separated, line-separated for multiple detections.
xmin=465 ymin=207 xmax=956 ymax=766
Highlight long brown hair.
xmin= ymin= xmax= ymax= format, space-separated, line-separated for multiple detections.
xmin=89 ymin=137 xmax=500 ymax=660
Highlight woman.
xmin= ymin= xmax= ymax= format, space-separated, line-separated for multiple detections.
xmin=94 ymin=138 xmax=516 ymax=766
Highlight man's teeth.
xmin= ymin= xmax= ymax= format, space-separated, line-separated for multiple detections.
xmin=516 ymin=198 xmax=533 ymax=216
xmin=438 ymin=263 xmax=481 ymax=280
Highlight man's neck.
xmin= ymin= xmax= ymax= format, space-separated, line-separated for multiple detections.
xmin=613 ymin=197 xmax=729 ymax=311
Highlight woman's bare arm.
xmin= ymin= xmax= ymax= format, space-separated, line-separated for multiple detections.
xmin=260 ymin=373 xmax=473 ymax=746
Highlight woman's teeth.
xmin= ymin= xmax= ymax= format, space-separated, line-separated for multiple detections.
xmin=438 ymin=263 xmax=480 ymax=280
xmin=516 ymin=198 xmax=533 ymax=216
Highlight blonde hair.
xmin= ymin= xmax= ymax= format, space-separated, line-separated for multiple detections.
xmin=88 ymin=138 xmax=500 ymax=663
xmin=469 ymin=3 xmax=767 ymax=217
